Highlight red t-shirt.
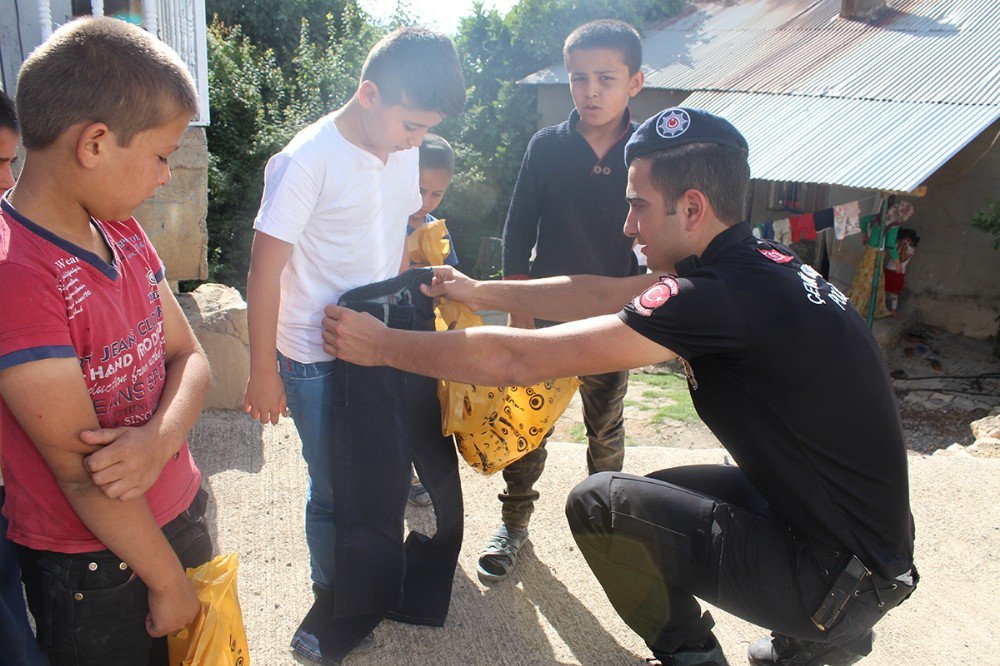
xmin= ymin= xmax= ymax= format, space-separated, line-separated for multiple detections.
xmin=0 ymin=199 xmax=200 ymax=553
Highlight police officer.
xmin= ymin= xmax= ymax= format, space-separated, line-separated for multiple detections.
xmin=321 ymin=108 xmax=917 ymax=665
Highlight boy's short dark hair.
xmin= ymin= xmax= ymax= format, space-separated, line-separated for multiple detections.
xmin=361 ymin=27 xmax=465 ymax=119
xmin=563 ymin=20 xmax=642 ymax=76
xmin=0 ymin=90 xmax=17 ymax=132
xmin=418 ymin=134 xmax=455 ymax=174
xmin=16 ymin=17 xmax=197 ymax=149
xmin=646 ymin=143 xmax=751 ymax=226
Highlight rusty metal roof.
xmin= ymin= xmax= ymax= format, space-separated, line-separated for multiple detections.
xmin=521 ymin=0 xmax=1000 ymax=189
xmin=684 ymin=90 xmax=999 ymax=191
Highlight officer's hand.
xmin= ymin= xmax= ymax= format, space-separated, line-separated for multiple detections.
xmin=321 ymin=306 xmax=390 ymax=366
xmin=422 ymin=266 xmax=481 ymax=310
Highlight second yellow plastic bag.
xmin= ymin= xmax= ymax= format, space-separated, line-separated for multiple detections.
xmin=450 ymin=377 xmax=581 ymax=475
xmin=409 ymin=219 xmax=580 ymax=474
xmin=167 ymin=553 xmax=250 ymax=666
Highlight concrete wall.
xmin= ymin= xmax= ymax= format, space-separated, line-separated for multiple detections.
xmin=134 ymin=126 xmax=209 ymax=282
xmin=897 ymin=119 xmax=1000 ymax=339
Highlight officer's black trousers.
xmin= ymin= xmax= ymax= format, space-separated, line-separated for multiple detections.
xmin=566 ymin=466 xmax=906 ymax=658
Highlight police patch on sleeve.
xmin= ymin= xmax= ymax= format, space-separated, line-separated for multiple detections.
xmin=632 ymin=275 xmax=680 ymax=316
xmin=756 ymin=242 xmax=794 ymax=264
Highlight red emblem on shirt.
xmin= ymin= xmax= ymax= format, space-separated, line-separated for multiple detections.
xmin=758 ymin=247 xmax=793 ymax=264
xmin=633 ymin=276 xmax=680 ymax=316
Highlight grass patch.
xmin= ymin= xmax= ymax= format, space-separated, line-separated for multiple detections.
xmin=631 ymin=372 xmax=688 ymax=388
xmin=631 ymin=372 xmax=699 ymax=424
xmin=568 ymin=423 xmax=587 ymax=444
xmin=649 ymin=402 xmax=699 ymax=424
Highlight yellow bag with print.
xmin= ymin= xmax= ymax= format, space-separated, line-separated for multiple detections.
xmin=410 ymin=218 xmax=581 ymax=472
xmin=452 ymin=377 xmax=581 ymax=475
xmin=167 ymin=553 xmax=249 ymax=666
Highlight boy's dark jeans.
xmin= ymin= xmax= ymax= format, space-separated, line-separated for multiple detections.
xmin=291 ymin=269 xmax=464 ymax=665
xmin=17 ymin=487 xmax=212 ymax=666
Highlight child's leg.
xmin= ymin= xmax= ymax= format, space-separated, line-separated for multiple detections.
xmin=17 ymin=488 xmax=212 ymax=666
xmin=276 ymin=352 xmax=340 ymax=590
xmin=579 ymin=370 xmax=629 ymax=475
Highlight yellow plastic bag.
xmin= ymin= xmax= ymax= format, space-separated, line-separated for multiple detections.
xmin=406 ymin=218 xmax=451 ymax=266
xmin=453 ymin=377 xmax=581 ymax=475
xmin=168 ymin=553 xmax=250 ymax=666
xmin=409 ymin=218 xmax=580 ymax=473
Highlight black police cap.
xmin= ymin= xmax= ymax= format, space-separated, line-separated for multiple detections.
xmin=625 ymin=107 xmax=749 ymax=166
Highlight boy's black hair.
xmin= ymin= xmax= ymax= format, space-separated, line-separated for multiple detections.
xmin=646 ymin=143 xmax=751 ymax=226
xmin=563 ymin=19 xmax=643 ymax=75
xmin=418 ymin=134 xmax=455 ymax=174
xmin=361 ymin=27 xmax=465 ymax=118
xmin=0 ymin=90 xmax=17 ymax=132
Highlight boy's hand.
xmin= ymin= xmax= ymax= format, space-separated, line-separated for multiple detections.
xmin=422 ymin=266 xmax=481 ymax=310
xmin=82 ymin=426 xmax=171 ymax=500
xmin=242 ymin=371 xmax=288 ymax=425
xmin=321 ymin=306 xmax=390 ymax=366
xmin=146 ymin=574 xmax=200 ymax=637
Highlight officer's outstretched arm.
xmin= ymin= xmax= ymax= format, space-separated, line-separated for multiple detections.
xmin=426 ymin=266 xmax=660 ymax=323
xmin=322 ymin=308 xmax=676 ymax=387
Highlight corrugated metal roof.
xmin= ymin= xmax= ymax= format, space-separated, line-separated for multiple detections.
xmin=521 ymin=0 xmax=1000 ymax=190
xmin=524 ymin=0 xmax=1000 ymax=104
xmin=684 ymin=91 xmax=999 ymax=191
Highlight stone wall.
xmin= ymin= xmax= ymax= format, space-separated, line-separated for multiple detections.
xmin=178 ymin=283 xmax=250 ymax=411
xmin=135 ymin=126 xmax=209 ymax=282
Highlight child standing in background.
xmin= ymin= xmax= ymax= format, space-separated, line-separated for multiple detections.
xmin=489 ymin=19 xmax=644 ymax=586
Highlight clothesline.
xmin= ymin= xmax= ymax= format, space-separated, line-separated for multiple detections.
xmin=752 ymin=195 xmax=885 ymax=244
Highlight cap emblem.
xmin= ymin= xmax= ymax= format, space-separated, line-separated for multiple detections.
xmin=656 ymin=109 xmax=691 ymax=139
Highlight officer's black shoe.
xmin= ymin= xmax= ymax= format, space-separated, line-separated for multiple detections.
xmin=647 ymin=634 xmax=728 ymax=665
xmin=747 ymin=633 xmax=864 ymax=665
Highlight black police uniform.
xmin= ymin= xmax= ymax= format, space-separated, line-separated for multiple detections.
xmin=565 ymin=224 xmax=916 ymax=660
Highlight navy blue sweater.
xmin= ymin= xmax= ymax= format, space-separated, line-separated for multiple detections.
xmin=502 ymin=110 xmax=638 ymax=279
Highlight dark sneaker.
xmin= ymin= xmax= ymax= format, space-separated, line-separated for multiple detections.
xmin=748 ymin=633 xmax=865 ymax=665
xmin=647 ymin=634 xmax=728 ymax=665
xmin=408 ymin=479 xmax=432 ymax=507
xmin=476 ymin=525 xmax=528 ymax=586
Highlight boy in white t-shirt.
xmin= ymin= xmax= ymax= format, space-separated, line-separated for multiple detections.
xmin=242 ymin=27 xmax=465 ymax=663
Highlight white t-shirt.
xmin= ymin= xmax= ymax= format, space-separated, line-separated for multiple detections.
xmin=254 ymin=114 xmax=422 ymax=362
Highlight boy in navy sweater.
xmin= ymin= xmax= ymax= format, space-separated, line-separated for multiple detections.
xmin=485 ymin=20 xmax=644 ymax=585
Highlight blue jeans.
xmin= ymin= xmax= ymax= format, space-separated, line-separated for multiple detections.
xmin=17 ymin=487 xmax=212 ymax=666
xmin=278 ymin=351 xmax=340 ymax=589
xmin=1 ymin=487 xmax=49 ymax=666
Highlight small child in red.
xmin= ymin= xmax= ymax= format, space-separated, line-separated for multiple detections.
xmin=884 ymin=228 xmax=920 ymax=312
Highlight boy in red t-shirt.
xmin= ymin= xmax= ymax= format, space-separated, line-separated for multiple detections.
xmin=0 ymin=17 xmax=212 ymax=665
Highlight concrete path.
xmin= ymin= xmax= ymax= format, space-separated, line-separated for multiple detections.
xmin=190 ymin=411 xmax=999 ymax=665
